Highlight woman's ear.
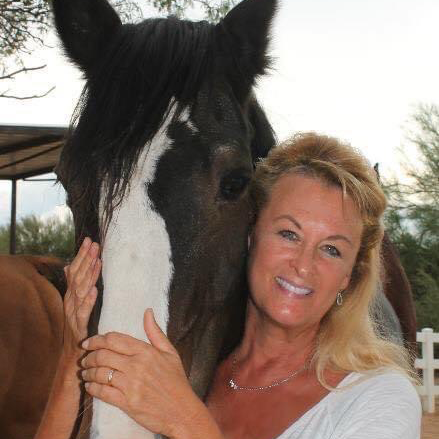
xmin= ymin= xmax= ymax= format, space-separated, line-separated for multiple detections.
xmin=340 ymin=273 xmax=351 ymax=292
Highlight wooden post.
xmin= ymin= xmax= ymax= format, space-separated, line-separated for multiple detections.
xmin=423 ymin=328 xmax=435 ymax=413
xmin=9 ymin=179 xmax=17 ymax=255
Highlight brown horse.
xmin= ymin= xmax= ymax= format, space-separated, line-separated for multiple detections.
xmin=0 ymin=255 xmax=66 ymax=439
xmin=381 ymin=232 xmax=417 ymax=348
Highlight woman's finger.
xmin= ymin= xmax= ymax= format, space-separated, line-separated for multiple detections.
xmin=84 ymin=382 xmax=126 ymax=411
xmin=76 ymin=286 xmax=98 ymax=329
xmin=73 ymin=243 xmax=99 ymax=292
xmin=69 ymin=237 xmax=92 ymax=275
xmin=82 ymin=349 xmax=127 ymax=372
xmin=143 ymin=308 xmax=177 ymax=355
xmin=82 ymin=331 xmax=146 ymax=356
xmin=82 ymin=367 xmax=125 ymax=390
xmin=74 ymin=259 xmax=96 ymax=303
xmin=89 ymin=258 xmax=101 ymax=291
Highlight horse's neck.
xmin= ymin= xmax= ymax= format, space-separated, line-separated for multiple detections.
xmin=98 ymin=123 xmax=174 ymax=341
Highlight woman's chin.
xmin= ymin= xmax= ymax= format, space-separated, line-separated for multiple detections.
xmin=249 ymin=291 xmax=316 ymax=330
xmin=257 ymin=302 xmax=308 ymax=330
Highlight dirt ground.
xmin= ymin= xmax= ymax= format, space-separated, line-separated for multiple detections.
xmin=421 ymin=399 xmax=439 ymax=439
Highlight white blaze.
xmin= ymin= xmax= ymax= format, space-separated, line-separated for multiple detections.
xmin=90 ymin=111 xmax=184 ymax=439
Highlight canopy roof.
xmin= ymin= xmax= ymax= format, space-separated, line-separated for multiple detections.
xmin=0 ymin=124 xmax=68 ymax=180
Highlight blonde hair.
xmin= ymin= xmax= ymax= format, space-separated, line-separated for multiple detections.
xmin=251 ymin=132 xmax=416 ymax=387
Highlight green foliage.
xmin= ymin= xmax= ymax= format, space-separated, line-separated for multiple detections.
xmin=0 ymin=0 xmax=50 ymax=59
xmin=0 ymin=225 xmax=9 ymax=253
xmin=0 ymin=214 xmax=75 ymax=260
xmin=152 ymin=0 xmax=237 ymax=21
xmin=384 ymin=104 xmax=439 ymax=331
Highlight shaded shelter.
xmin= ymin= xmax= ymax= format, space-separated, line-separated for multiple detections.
xmin=0 ymin=124 xmax=67 ymax=253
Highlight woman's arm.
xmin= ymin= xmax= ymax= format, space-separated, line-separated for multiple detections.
xmin=81 ymin=309 xmax=226 ymax=439
xmin=33 ymin=353 xmax=82 ymax=439
xmin=40 ymin=238 xmax=225 ymax=439
xmin=173 ymin=400 xmax=226 ymax=439
xmin=35 ymin=238 xmax=101 ymax=439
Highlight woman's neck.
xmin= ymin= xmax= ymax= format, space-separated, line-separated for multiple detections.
xmin=235 ymin=301 xmax=318 ymax=374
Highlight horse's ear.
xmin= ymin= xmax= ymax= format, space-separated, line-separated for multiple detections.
xmin=218 ymin=0 xmax=277 ymax=92
xmin=52 ymin=0 xmax=122 ymax=73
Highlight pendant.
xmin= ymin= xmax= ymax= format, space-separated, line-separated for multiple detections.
xmin=229 ymin=379 xmax=238 ymax=390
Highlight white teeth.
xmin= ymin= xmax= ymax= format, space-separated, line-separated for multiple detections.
xmin=275 ymin=277 xmax=313 ymax=295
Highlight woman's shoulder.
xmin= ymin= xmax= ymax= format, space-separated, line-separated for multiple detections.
xmin=335 ymin=368 xmax=420 ymax=402
xmin=326 ymin=369 xmax=422 ymax=438
xmin=277 ymin=369 xmax=421 ymax=439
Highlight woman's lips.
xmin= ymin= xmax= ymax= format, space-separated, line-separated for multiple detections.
xmin=275 ymin=276 xmax=313 ymax=296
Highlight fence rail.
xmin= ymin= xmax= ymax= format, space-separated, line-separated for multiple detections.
xmin=415 ymin=328 xmax=439 ymax=413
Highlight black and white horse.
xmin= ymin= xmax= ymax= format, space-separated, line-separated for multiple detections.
xmin=52 ymin=0 xmax=413 ymax=437
xmin=53 ymin=0 xmax=277 ymax=437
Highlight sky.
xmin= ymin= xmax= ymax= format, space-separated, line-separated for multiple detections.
xmin=1 ymin=0 xmax=439 ymax=225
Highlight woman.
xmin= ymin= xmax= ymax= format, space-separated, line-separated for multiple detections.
xmin=36 ymin=133 xmax=421 ymax=439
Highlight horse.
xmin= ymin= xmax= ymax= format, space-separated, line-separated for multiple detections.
xmin=381 ymin=232 xmax=417 ymax=349
xmin=0 ymin=255 xmax=66 ymax=439
xmin=49 ymin=0 xmax=415 ymax=437
xmin=52 ymin=0 xmax=278 ymax=437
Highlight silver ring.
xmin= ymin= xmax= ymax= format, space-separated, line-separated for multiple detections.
xmin=107 ymin=369 xmax=114 ymax=385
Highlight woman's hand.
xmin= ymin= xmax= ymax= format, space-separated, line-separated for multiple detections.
xmin=81 ymin=309 xmax=202 ymax=438
xmin=63 ymin=237 xmax=101 ymax=361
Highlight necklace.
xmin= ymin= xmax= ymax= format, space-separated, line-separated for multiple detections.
xmin=228 ymin=354 xmax=308 ymax=391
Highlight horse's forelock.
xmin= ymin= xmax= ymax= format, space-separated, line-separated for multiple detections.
xmin=59 ymin=18 xmax=216 ymax=243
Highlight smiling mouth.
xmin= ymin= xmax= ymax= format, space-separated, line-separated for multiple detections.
xmin=275 ymin=276 xmax=313 ymax=296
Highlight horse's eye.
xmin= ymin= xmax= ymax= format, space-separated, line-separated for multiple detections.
xmin=219 ymin=171 xmax=251 ymax=201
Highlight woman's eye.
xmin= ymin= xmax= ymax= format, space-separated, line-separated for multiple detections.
xmin=278 ymin=230 xmax=298 ymax=241
xmin=323 ymin=245 xmax=341 ymax=258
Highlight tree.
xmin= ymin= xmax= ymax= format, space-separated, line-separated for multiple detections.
xmin=0 ymin=0 xmax=236 ymax=99
xmin=1 ymin=0 xmax=54 ymax=99
xmin=152 ymin=0 xmax=237 ymax=21
xmin=0 ymin=213 xmax=75 ymax=259
xmin=0 ymin=0 xmax=50 ymax=58
xmin=384 ymin=104 xmax=439 ymax=331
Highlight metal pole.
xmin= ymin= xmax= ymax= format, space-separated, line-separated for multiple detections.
xmin=9 ymin=179 xmax=17 ymax=255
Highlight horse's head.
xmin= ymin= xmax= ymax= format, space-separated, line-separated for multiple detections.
xmin=54 ymin=0 xmax=277 ymax=436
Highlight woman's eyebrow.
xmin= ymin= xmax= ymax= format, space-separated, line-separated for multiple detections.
xmin=274 ymin=214 xmax=302 ymax=230
xmin=274 ymin=214 xmax=353 ymax=246
xmin=325 ymin=235 xmax=353 ymax=247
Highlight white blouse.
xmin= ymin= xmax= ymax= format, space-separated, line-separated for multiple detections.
xmin=276 ymin=370 xmax=421 ymax=439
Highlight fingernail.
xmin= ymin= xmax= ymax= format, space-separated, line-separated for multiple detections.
xmin=81 ymin=358 xmax=86 ymax=367
xmin=85 ymin=383 xmax=90 ymax=389
xmin=81 ymin=370 xmax=86 ymax=378
xmin=82 ymin=339 xmax=89 ymax=349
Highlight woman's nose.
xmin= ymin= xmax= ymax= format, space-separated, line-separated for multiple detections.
xmin=290 ymin=246 xmax=314 ymax=277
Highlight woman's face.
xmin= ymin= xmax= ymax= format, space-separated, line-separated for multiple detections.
xmin=247 ymin=173 xmax=363 ymax=332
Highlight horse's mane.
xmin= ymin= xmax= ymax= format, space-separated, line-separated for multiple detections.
xmin=58 ymin=18 xmax=214 ymax=241
xmin=57 ymin=15 xmax=272 ymax=247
